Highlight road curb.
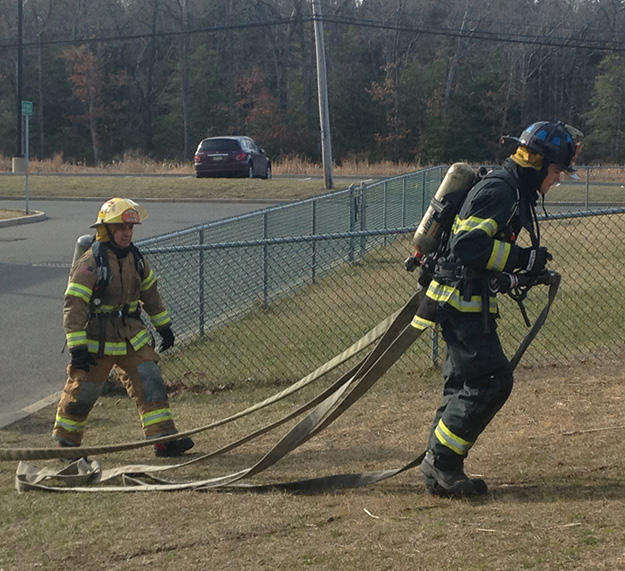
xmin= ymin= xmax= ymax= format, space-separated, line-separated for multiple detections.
xmin=0 ymin=391 xmax=61 ymax=430
xmin=0 ymin=210 xmax=47 ymax=228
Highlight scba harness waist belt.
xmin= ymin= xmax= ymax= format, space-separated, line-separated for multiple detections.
xmin=434 ymin=260 xmax=484 ymax=282
xmin=91 ymin=306 xmax=141 ymax=320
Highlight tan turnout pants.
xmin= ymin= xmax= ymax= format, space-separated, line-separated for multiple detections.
xmin=53 ymin=343 xmax=177 ymax=446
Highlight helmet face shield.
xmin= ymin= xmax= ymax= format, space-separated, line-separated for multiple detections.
xmin=90 ymin=198 xmax=148 ymax=228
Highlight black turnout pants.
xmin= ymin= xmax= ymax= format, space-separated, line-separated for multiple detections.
xmin=427 ymin=309 xmax=514 ymax=468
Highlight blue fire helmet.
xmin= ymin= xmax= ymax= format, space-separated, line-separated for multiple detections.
xmin=508 ymin=121 xmax=582 ymax=172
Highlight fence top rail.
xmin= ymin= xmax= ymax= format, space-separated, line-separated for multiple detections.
xmin=136 ymin=166 xmax=445 ymax=248
xmin=136 ymin=165 xmax=625 ymax=249
xmin=136 ymin=183 xmax=361 ymax=247
xmin=140 ymin=207 xmax=625 ymax=254
xmin=142 ymin=226 xmax=417 ymax=254
xmin=538 ymin=206 xmax=625 ymax=221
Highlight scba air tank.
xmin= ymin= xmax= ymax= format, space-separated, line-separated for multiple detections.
xmin=71 ymin=234 xmax=95 ymax=266
xmin=412 ymin=162 xmax=476 ymax=257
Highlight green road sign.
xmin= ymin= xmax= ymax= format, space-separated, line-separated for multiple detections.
xmin=22 ymin=101 xmax=33 ymax=116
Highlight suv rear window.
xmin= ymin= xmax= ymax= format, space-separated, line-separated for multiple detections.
xmin=199 ymin=139 xmax=241 ymax=152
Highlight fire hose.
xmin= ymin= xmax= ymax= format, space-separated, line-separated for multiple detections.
xmin=6 ymin=271 xmax=560 ymax=493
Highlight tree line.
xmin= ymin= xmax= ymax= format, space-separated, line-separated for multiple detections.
xmin=0 ymin=0 xmax=624 ymax=167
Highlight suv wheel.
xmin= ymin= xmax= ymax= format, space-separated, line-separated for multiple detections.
xmin=263 ymin=164 xmax=272 ymax=180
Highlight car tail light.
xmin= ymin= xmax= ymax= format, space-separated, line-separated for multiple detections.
xmin=194 ymin=153 xmax=201 ymax=161
xmin=235 ymin=151 xmax=247 ymax=161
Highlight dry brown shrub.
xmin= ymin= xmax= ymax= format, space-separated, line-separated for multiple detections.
xmin=275 ymin=156 xmax=421 ymax=176
xmin=0 ymin=153 xmax=422 ymax=177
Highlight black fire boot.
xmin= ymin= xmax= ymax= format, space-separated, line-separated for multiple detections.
xmin=420 ymin=450 xmax=488 ymax=498
xmin=154 ymin=436 xmax=195 ymax=458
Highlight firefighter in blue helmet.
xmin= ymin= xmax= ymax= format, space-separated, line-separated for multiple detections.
xmin=53 ymin=198 xmax=194 ymax=458
xmin=416 ymin=121 xmax=582 ymax=497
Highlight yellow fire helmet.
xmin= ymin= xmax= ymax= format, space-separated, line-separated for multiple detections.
xmin=90 ymin=198 xmax=148 ymax=228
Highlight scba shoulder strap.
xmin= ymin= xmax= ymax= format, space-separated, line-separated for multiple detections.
xmin=90 ymin=241 xmax=146 ymax=307
xmin=129 ymin=244 xmax=146 ymax=283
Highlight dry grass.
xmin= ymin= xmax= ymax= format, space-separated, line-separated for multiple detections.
xmin=274 ymin=156 xmax=420 ymax=176
xmin=1 ymin=361 xmax=624 ymax=570
xmin=0 ymin=152 xmax=194 ymax=175
xmin=0 ymin=153 xmax=420 ymax=177
xmin=0 ymin=155 xmax=395 ymax=201
xmin=2 ymin=156 xmax=624 ymax=569
xmin=0 ymin=208 xmax=31 ymax=220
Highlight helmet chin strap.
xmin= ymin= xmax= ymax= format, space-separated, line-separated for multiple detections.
xmin=538 ymin=160 xmax=550 ymax=187
xmin=104 ymin=224 xmax=116 ymax=244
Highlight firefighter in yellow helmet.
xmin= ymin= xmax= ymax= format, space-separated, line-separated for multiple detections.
xmin=52 ymin=198 xmax=194 ymax=458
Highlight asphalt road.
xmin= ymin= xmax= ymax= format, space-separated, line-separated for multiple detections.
xmin=0 ymin=198 xmax=277 ymax=429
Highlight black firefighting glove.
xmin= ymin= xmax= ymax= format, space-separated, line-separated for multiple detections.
xmin=490 ymin=273 xmax=519 ymax=294
xmin=157 ymin=326 xmax=175 ymax=352
xmin=517 ymin=246 xmax=552 ymax=275
xmin=69 ymin=347 xmax=97 ymax=372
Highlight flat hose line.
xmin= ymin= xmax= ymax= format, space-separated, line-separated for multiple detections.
xmin=2 ymin=304 xmax=403 ymax=463
xmin=9 ymin=274 xmax=560 ymax=493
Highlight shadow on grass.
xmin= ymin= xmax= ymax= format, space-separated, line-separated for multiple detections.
xmin=492 ymin=479 xmax=625 ymax=503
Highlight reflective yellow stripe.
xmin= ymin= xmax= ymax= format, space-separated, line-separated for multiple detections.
xmin=426 ymin=281 xmax=497 ymax=314
xmin=141 ymin=269 xmax=157 ymax=291
xmin=486 ymin=240 xmax=511 ymax=272
xmin=95 ymin=301 xmax=140 ymax=314
xmin=65 ymin=282 xmax=93 ymax=303
xmin=54 ymin=415 xmax=87 ymax=432
xmin=87 ymin=339 xmax=127 ymax=355
xmin=435 ymin=419 xmax=473 ymax=455
xmin=97 ymin=305 xmax=116 ymax=312
xmin=452 ymin=215 xmax=498 ymax=238
xmin=411 ymin=315 xmax=435 ymax=330
xmin=142 ymin=408 xmax=173 ymax=427
xmin=66 ymin=331 xmax=87 ymax=349
xmin=83 ymin=329 xmax=150 ymax=356
xmin=130 ymin=329 xmax=151 ymax=350
xmin=150 ymin=310 xmax=171 ymax=329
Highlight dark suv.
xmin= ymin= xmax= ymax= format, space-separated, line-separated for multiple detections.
xmin=194 ymin=136 xmax=272 ymax=179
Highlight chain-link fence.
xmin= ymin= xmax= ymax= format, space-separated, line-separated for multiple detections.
xmin=137 ymin=166 xmax=625 ymax=389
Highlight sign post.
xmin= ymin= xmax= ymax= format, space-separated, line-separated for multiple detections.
xmin=21 ymin=101 xmax=32 ymax=214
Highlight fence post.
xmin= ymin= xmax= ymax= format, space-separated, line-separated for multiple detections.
xmin=585 ymin=166 xmax=590 ymax=211
xmin=430 ymin=328 xmax=439 ymax=367
xmin=349 ymin=184 xmax=356 ymax=262
xmin=421 ymin=170 xmax=427 ymax=218
xmin=360 ymin=182 xmax=367 ymax=257
xmin=401 ymin=175 xmax=407 ymax=228
xmin=199 ymin=229 xmax=206 ymax=337
xmin=312 ymin=199 xmax=317 ymax=283
xmin=383 ymin=180 xmax=388 ymax=244
xmin=263 ymin=211 xmax=269 ymax=308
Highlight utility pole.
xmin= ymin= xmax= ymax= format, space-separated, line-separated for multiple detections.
xmin=311 ymin=0 xmax=333 ymax=190
xmin=16 ymin=0 xmax=24 ymax=158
